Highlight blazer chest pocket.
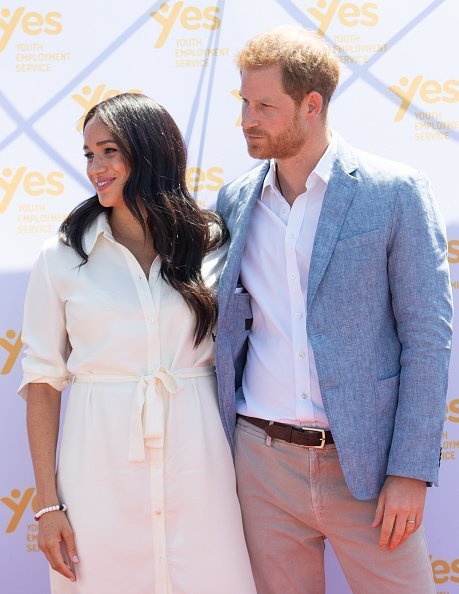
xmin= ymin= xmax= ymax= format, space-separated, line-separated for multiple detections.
xmin=334 ymin=229 xmax=383 ymax=253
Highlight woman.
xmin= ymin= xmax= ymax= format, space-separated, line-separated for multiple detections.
xmin=19 ymin=93 xmax=256 ymax=594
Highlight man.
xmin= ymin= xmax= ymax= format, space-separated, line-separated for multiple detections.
xmin=215 ymin=25 xmax=453 ymax=594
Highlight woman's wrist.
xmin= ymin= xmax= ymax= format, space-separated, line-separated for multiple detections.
xmin=34 ymin=503 xmax=67 ymax=521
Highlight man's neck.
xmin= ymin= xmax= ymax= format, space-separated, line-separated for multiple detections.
xmin=275 ymin=126 xmax=332 ymax=206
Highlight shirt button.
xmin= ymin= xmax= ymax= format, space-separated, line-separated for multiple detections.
xmin=297 ymin=312 xmax=303 ymax=319
xmin=300 ymin=392 xmax=308 ymax=399
xmin=298 ymin=351 xmax=305 ymax=359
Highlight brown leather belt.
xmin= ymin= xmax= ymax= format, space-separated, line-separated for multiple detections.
xmin=239 ymin=414 xmax=334 ymax=449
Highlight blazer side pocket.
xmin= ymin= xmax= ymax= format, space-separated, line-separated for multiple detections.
xmin=374 ymin=373 xmax=400 ymax=422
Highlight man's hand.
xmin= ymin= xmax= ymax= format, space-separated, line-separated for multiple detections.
xmin=372 ymin=475 xmax=427 ymax=552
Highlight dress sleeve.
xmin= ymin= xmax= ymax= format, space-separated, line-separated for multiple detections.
xmin=18 ymin=243 xmax=70 ymax=400
xmin=202 ymin=237 xmax=229 ymax=292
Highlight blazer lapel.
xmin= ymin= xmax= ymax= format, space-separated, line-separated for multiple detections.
xmin=219 ymin=162 xmax=269 ymax=313
xmin=307 ymin=138 xmax=359 ymax=311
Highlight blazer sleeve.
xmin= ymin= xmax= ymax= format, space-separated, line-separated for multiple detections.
xmin=18 ymin=243 xmax=70 ymax=399
xmin=386 ymin=173 xmax=453 ymax=483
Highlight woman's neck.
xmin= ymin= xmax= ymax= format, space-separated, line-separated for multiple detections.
xmin=109 ymin=206 xmax=151 ymax=244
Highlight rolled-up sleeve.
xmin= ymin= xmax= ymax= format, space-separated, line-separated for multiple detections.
xmin=18 ymin=244 xmax=70 ymax=399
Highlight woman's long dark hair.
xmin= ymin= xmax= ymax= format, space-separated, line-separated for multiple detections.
xmin=59 ymin=93 xmax=226 ymax=346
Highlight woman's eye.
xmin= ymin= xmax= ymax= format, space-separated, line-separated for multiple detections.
xmin=83 ymin=153 xmax=93 ymax=160
xmin=105 ymin=147 xmax=117 ymax=154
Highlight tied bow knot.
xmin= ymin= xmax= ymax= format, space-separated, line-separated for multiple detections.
xmin=142 ymin=367 xmax=179 ymax=393
xmin=129 ymin=366 xmax=179 ymax=462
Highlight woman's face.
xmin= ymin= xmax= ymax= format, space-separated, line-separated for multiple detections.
xmin=83 ymin=116 xmax=130 ymax=210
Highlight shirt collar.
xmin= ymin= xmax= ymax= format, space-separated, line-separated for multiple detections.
xmin=314 ymin=129 xmax=336 ymax=185
xmin=261 ymin=129 xmax=337 ymax=200
xmin=82 ymin=211 xmax=114 ymax=255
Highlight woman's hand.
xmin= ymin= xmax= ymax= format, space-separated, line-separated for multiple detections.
xmin=38 ymin=510 xmax=79 ymax=581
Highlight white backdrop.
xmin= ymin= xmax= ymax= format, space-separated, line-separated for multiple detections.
xmin=1 ymin=1 xmax=458 ymax=592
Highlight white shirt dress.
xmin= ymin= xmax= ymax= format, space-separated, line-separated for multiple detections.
xmin=19 ymin=213 xmax=256 ymax=594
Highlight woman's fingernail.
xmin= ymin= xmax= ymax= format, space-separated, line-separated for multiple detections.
xmin=72 ymin=555 xmax=79 ymax=563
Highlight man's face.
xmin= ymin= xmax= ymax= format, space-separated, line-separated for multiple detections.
xmin=240 ymin=64 xmax=308 ymax=160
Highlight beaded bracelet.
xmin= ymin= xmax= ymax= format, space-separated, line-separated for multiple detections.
xmin=34 ymin=503 xmax=67 ymax=521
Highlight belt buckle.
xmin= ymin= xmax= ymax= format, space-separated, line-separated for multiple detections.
xmin=302 ymin=426 xmax=326 ymax=449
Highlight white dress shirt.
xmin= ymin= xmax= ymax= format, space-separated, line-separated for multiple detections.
xmin=238 ymin=133 xmax=337 ymax=428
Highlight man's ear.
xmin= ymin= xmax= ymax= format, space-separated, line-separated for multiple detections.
xmin=303 ymin=91 xmax=324 ymax=118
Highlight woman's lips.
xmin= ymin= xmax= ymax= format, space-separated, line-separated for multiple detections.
xmin=95 ymin=178 xmax=115 ymax=192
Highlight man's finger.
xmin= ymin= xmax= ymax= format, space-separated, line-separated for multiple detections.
xmin=399 ymin=516 xmax=421 ymax=546
xmin=388 ymin=516 xmax=410 ymax=552
xmin=378 ymin=510 xmax=396 ymax=548
xmin=372 ymin=494 xmax=385 ymax=528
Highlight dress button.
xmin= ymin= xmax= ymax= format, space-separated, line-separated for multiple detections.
xmin=301 ymin=392 xmax=308 ymax=399
xmin=297 ymin=312 xmax=303 ymax=319
xmin=298 ymin=351 xmax=305 ymax=359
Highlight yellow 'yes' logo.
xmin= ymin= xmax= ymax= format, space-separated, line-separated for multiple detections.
xmin=0 ymin=7 xmax=62 ymax=52
xmin=0 ymin=168 xmax=64 ymax=214
xmin=448 ymin=240 xmax=459 ymax=264
xmin=430 ymin=556 xmax=459 ymax=584
xmin=150 ymin=2 xmax=221 ymax=49
xmin=0 ymin=329 xmax=22 ymax=374
xmin=231 ymin=90 xmax=242 ymax=127
xmin=186 ymin=167 xmax=224 ymax=192
xmin=446 ymin=399 xmax=459 ymax=423
xmin=307 ymin=0 xmax=378 ymax=36
xmin=1 ymin=487 xmax=38 ymax=533
xmin=71 ymin=85 xmax=143 ymax=131
xmin=389 ymin=76 xmax=459 ymax=122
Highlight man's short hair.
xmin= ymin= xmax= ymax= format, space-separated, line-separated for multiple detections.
xmin=236 ymin=26 xmax=340 ymax=111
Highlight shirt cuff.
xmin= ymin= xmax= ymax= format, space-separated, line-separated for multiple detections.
xmin=18 ymin=375 xmax=69 ymax=400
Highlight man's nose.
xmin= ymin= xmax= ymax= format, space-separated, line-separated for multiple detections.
xmin=241 ymin=104 xmax=258 ymax=129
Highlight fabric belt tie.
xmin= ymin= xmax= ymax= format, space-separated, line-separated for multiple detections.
xmin=239 ymin=414 xmax=334 ymax=448
xmin=74 ymin=366 xmax=215 ymax=462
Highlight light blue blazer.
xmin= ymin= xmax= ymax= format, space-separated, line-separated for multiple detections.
xmin=215 ymin=135 xmax=453 ymax=500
